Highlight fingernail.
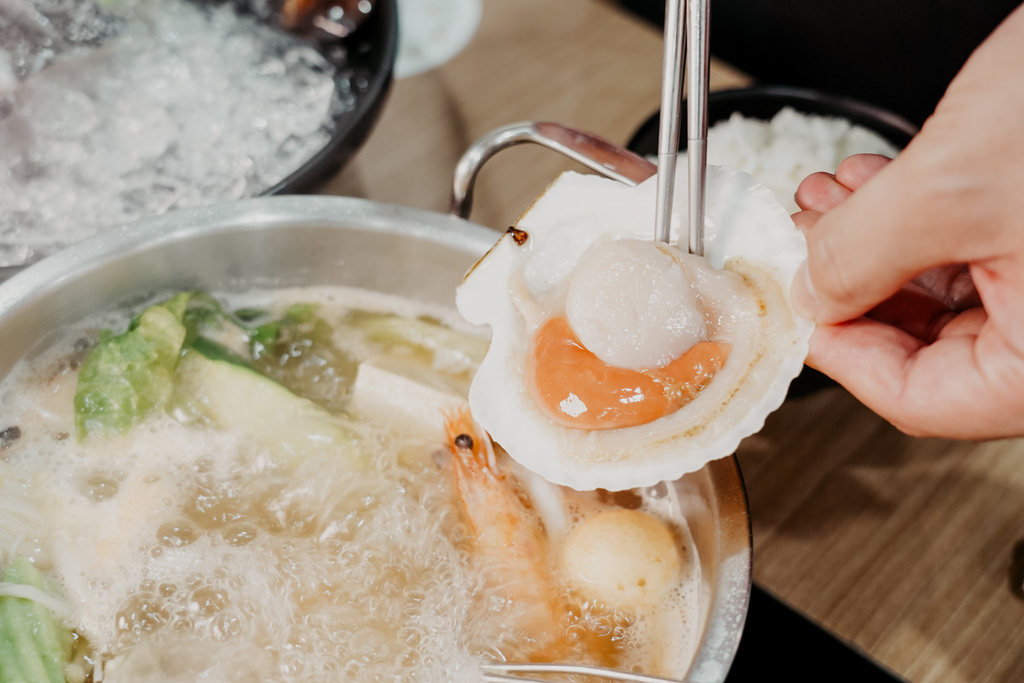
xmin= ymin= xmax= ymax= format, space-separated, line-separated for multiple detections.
xmin=791 ymin=261 xmax=820 ymax=320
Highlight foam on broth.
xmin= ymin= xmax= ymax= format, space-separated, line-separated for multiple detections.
xmin=0 ymin=286 xmax=700 ymax=682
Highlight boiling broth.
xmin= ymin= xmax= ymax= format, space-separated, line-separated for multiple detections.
xmin=0 ymin=287 xmax=699 ymax=682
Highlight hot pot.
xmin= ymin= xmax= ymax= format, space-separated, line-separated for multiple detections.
xmin=0 ymin=195 xmax=751 ymax=681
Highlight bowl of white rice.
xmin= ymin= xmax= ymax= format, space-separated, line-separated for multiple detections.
xmin=628 ymin=84 xmax=918 ymax=214
xmin=628 ymin=85 xmax=918 ymax=397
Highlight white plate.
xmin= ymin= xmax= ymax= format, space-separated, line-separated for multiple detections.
xmin=394 ymin=0 xmax=481 ymax=78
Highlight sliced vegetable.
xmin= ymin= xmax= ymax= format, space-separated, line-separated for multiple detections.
xmin=346 ymin=310 xmax=487 ymax=372
xmin=74 ymin=291 xmax=365 ymax=441
xmin=251 ymin=304 xmax=358 ymax=415
xmin=0 ymin=557 xmax=72 ymax=683
xmin=74 ymin=292 xmax=191 ymax=439
xmin=171 ymin=350 xmax=362 ymax=466
xmin=181 ymin=292 xmax=255 ymax=360
xmin=344 ymin=310 xmax=487 ymax=397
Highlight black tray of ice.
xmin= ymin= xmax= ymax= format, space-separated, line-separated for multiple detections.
xmin=265 ymin=0 xmax=398 ymax=195
xmin=0 ymin=0 xmax=397 ymax=282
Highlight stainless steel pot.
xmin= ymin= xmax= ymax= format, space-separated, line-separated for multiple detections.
xmin=0 ymin=196 xmax=750 ymax=681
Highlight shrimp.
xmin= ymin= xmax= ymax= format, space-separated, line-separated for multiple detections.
xmin=443 ymin=407 xmax=624 ymax=666
xmin=444 ymin=407 xmax=550 ymax=599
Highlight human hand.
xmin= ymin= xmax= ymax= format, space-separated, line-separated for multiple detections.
xmin=788 ymin=6 xmax=1024 ymax=439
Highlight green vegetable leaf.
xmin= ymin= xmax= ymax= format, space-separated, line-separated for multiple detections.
xmin=0 ymin=558 xmax=73 ymax=683
xmin=182 ymin=292 xmax=256 ymax=360
xmin=232 ymin=307 xmax=267 ymax=323
xmin=74 ymin=292 xmax=192 ymax=439
xmin=251 ymin=304 xmax=316 ymax=360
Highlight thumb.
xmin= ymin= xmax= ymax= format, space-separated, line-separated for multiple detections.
xmin=792 ymin=137 xmax=996 ymax=325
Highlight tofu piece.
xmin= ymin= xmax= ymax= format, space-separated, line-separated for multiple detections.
xmin=350 ymin=363 xmax=467 ymax=443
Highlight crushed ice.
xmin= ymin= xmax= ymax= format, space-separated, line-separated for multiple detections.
xmin=0 ymin=0 xmax=353 ymax=267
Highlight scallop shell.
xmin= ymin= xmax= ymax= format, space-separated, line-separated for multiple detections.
xmin=456 ymin=162 xmax=813 ymax=491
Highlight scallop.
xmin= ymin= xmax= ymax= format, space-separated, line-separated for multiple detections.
xmin=456 ymin=161 xmax=812 ymax=490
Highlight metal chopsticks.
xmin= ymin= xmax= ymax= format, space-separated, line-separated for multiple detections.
xmin=686 ymin=0 xmax=710 ymax=257
xmin=653 ymin=0 xmax=685 ymax=245
xmin=653 ymin=0 xmax=710 ymax=257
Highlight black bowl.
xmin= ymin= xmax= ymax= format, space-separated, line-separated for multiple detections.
xmin=263 ymin=0 xmax=398 ymax=195
xmin=627 ymin=85 xmax=919 ymax=399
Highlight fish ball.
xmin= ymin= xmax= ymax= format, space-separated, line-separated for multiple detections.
xmin=560 ymin=508 xmax=682 ymax=611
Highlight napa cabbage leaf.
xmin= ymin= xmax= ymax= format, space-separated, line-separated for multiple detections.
xmin=74 ymin=292 xmax=192 ymax=438
xmin=0 ymin=557 xmax=73 ymax=683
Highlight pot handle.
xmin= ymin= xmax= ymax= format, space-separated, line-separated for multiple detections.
xmin=449 ymin=122 xmax=658 ymax=220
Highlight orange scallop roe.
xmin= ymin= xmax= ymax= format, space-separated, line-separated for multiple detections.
xmin=528 ymin=316 xmax=729 ymax=430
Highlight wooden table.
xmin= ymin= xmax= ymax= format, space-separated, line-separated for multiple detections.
xmin=322 ymin=0 xmax=1024 ymax=680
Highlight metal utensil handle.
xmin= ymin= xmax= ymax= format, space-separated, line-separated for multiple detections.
xmin=686 ymin=0 xmax=711 ymax=257
xmin=482 ymin=661 xmax=685 ymax=683
xmin=449 ymin=122 xmax=657 ymax=220
xmin=654 ymin=0 xmax=685 ymax=245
